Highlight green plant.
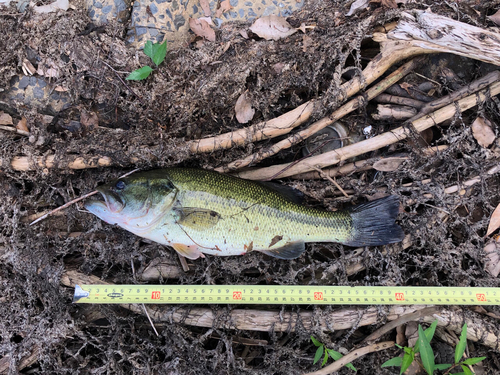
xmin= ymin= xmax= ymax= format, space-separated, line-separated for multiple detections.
xmin=126 ymin=40 xmax=167 ymax=81
xmin=311 ymin=336 xmax=357 ymax=371
xmin=382 ymin=321 xmax=486 ymax=374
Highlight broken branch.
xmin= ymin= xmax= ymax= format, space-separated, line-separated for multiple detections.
xmin=236 ymin=80 xmax=500 ymax=180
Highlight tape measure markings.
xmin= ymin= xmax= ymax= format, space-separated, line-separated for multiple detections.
xmin=73 ymin=285 xmax=500 ymax=305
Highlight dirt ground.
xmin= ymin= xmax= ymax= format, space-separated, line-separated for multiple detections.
xmin=1 ymin=0 xmax=500 ymax=373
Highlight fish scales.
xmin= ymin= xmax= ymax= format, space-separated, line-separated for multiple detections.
xmin=85 ymin=168 xmax=404 ymax=260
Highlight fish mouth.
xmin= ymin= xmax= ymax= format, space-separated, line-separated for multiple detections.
xmin=84 ymin=188 xmax=124 ymax=215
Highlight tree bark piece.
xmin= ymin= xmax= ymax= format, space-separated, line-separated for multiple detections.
xmin=235 ymin=81 xmax=500 ymax=180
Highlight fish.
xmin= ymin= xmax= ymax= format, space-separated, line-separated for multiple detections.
xmin=84 ymin=168 xmax=404 ymax=260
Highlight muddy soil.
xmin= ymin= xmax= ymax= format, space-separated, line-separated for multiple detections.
xmin=1 ymin=0 xmax=500 ymax=374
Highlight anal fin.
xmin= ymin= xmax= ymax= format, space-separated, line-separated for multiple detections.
xmin=260 ymin=241 xmax=305 ymax=259
xmin=171 ymin=243 xmax=205 ymax=260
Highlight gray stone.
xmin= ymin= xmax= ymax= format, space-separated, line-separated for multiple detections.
xmin=18 ymin=76 xmax=30 ymax=89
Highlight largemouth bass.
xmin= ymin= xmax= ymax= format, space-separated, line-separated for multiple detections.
xmin=85 ymin=168 xmax=404 ymax=260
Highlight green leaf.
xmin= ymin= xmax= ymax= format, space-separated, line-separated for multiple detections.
xmin=326 ymin=349 xmax=342 ymax=361
xmin=381 ymin=357 xmax=403 ymax=367
xmin=345 ymin=363 xmax=357 ymax=371
xmin=143 ymin=40 xmax=154 ymax=60
xmin=462 ymin=356 xmax=486 ymax=365
xmin=461 ymin=364 xmax=473 ymax=375
xmin=152 ymin=40 xmax=167 ymax=66
xmin=314 ymin=346 xmax=324 ymax=365
xmin=400 ymin=351 xmax=414 ymax=374
xmin=126 ymin=66 xmax=153 ymax=80
xmin=455 ymin=323 xmax=468 ymax=364
xmin=415 ymin=320 xmax=438 ymax=353
xmin=418 ymin=325 xmax=435 ymax=375
xmin=310 ymin=336 xmax=322 ymax=347
xmin=322 ymin=349 xmax=329 ymax=366
xmin=434 ymin=363 xmax=452 ymax=370
xmin=326 ymin=349 xmax=356 ymax=371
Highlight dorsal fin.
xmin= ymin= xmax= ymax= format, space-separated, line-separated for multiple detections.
xmin=256 ymin=181 xmax=305 ymax=204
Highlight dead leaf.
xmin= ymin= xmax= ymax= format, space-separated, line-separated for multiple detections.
xmin=0 ymin=112 xmax=13 ymax=125
xmin=488 ymin=9 xmax=500 ymax=26
xmin=235 ymin=91 xmax=255 ymax=124
xmin=80 ymin=110 xmax=98 ymax=130
xmin=484 ymin=238 xmax=500 ymax=277
xmin=472 ymin=117 xmax=496 ymax=148
xmin=189 ymin=18 xmax=216 ymax=42
xmin=373 ymin=157 xmax=407 ymax=172
xmin=346 ymin=0 xmax=369 ymax=16
xmin=16 ymin=117 xmax=29 ymax=132
xmin=33 ymin=0 xmax=69 ymax=13
xmin=249 ymin=15 xmax=297 ymax=41
xmin=199 ymin=0 xmax=211 ymax=17
xmin=215 ymin=0 xmax=232 ymax=18
xmin=239 ymin=30 xmax=249 ymax=39
xmin=487 ymin=203 xmax=500 ymax=237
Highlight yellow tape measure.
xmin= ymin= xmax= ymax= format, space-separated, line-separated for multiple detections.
xmin=74 ymin=285 xmax=500 ymax=305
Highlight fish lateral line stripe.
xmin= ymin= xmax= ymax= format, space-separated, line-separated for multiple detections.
xmin=74 ymin=285 xmax=500 ymax=305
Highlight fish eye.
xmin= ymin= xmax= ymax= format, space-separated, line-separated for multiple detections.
xmin=115 ymin=180 xmax=126 ymax=190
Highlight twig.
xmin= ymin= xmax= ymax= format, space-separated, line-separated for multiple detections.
xmin=29 ymin=190 xmax=98 ymax=226
xmin=142 ymin=303 xmax=159 ymax=336
xmin=0 ymin=125 xmax=29 ymax=136
xmin=217 ymin=57 xmax=424 ymax=172
xmin=309 ymin=165 xmax=349 ymax=197
xmin=290 ymin=146 xmax=447 ymax=180
xmin=303 ymin=341 xmax=395 ymax=375
xmin=235 ymin=80 xmax=500 ymax=180
xmin=177 ymin=253 xmax=190 ymax=272
xmin=30 ymin=169 xmax=140 ymax=226
xmin=362 ymin=306 xmax=439 ymax=344
xmin=100 ymin=60 xmax=145 ymax=105
xmin=373 ymin=93 xmax=425 ymax=109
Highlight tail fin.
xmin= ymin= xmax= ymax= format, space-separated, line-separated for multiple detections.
xmin=343 ymin=195 xmax=404 ymax=247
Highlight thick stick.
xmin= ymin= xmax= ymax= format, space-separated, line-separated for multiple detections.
xmin=217 ymin=58 xmax=424 ymax=172
xmin=235 ymin=81 xmax=500 ymax=180
xmin=303 ymin=341 xmax=395 ymax=375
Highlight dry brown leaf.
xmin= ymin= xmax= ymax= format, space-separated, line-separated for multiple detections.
xmin=0 ymin=112 xmax=13 ymax=125
xmin=484 ymin=238 xmax=500 ymax=277
xmin=215 ymin=0 xmax=232 ymax=18
xmin=249 ymin=15 xmax=297 ymax=41
xmin=16 ymin=117 xmax=29 ymax=132
xmin=189 ymin=18 xmax=216 ymax=42
xmin=199 ymin=0 xmax=211 ymax=17
xmin=488 ymin=9 xmax=500 ymax=26
xmin=487 ymin=203 xmax=500 ymax=237
xmin=471 ymin=117 xmax=496 ymax=148
xmin=372 ymin=157 xmax=407 ymax=172
xmin=80 ymin=110 xmax=98 ymax=130
xmin=235 ymin=91 xmax=255 ymax=124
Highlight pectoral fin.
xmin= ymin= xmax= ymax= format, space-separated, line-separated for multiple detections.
xmin=174 ymin=207 xmax=221 ymax=231
xmin=260 ymin=241 xmax=305 ymax=259
xmin=171 ymin=243 xmax=205 ymax=260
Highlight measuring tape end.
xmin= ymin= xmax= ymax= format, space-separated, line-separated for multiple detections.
xmin=73 ymin=285 xmax=90 ymax=303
